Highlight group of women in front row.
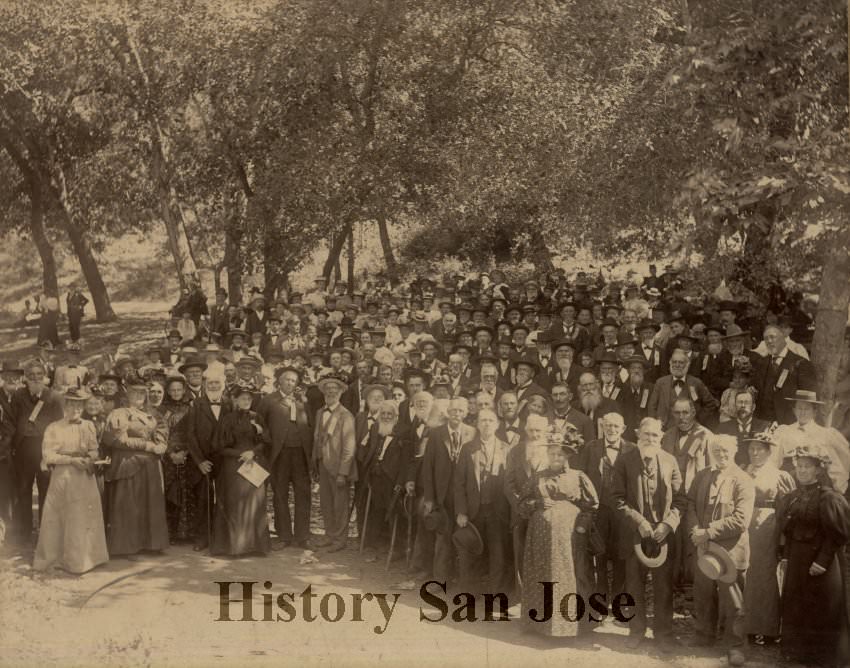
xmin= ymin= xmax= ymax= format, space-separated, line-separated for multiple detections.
xmin=33 ymin=378 xmax=268 ymax=575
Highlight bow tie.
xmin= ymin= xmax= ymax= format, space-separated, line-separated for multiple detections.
xmin=506 ymin=426 xmax=520 ymax=433
xmin=673 ymin=378 xmax=685 ymax=387
xmin=605 ymin=442 xmax=620 ymax=451
xmin=209 ymin=400 xmax=222 ymax=406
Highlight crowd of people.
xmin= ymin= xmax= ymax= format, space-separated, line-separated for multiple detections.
xmin=1 ymin=264 xmax=850 ymax=666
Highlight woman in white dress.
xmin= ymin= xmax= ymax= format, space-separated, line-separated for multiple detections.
xmin=33 ymin=387 xmax=109 ymax=574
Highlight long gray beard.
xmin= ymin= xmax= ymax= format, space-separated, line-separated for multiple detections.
xmin=581 ymin=394 xmax=601 ymax=412
xmin=638 ymin=444 xmax=661 ymax=458
xmin=378 ymin=422 xmax=395 ymax=437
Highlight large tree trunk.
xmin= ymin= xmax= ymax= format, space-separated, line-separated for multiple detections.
xmin=347 ymin=227 xmax=355 ymax=292
xmin=28 ymin=182 xmax=59 ymax=298
xmin=63 ymin=221 xmax=115 ymax=322
xmin=376 ymin=213 xmax=398 ymax=285
xmin=812 ymin=227 xmax=850 ymax=423
xmin=323 ymin=226 xmax=351 ymax=284
xmin=224 ymin=223 xmax=243 ymax=304
xmin=262 ymin=227 xmax=288 ymax=303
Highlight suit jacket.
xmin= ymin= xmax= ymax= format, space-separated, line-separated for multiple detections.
xmin=185 ymin=394 xmax=233 ymax=485
xmin=245 ymin=309 xmax=269 ymax=337
xmin=661 ymin=423 xmax=713 ymax=495
xmin=547 ymin=321 xmax=591 ymax=354
xmin=539 ymin=364 xmax=582 ymax=394
xmin=260 ymin=333 xmax=286 ymax=358
xmin=612 ymin=447 xmax=686 ymax=560
xmin=575 ymin=396 xmax=623 ymax=440
xmin=575 ymin=438 xmax=636 ymax=507
xmin=255 ymin=391 xmax=313 ymax=467
xmin=421 ymin=422 xmax=476 ymax=509
xmin=495 ymin=358 xmax=515 ymax=391
xmin=637 ymin=344 xmax=664 ymax=383
xmin=514 ymin=381 xmax=548 ymax=411
xmin=453 ymin=436 xmax=512 ymax=521
xmin=751 ymin=349 xmax=816 ymax=425
xmin=698 ymin=349 xmax=733 ymax=398
xmin=496 ymin=417 xmax=524 ymax=448
xmin=686 ymin=465 xmax=755 ymax=569
xmin=342 ymin=378 xmax=366 ymax=416
xmin=648 ymin=374 xmax=719 ymax=430
xmin=715 ymin=417 xmax=771 ymax=467
xmin=209 ymin=304 xmax=230 ymax=339
xmin=9 ymin=386 xmax=64 ymax=459
xmin=620 ymin=382 xmax=654 ymax=441
xmin=312 ymin=402 xmax=357 ymax=479
xmin=360 ymin=428 xmax=412 ymax=489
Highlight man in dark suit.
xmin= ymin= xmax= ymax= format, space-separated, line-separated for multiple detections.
xmin=208 ymin=288 xmax=230 ymax=342
xmin=752 ymin=324 xmax=816 ymax=424
xmin=353 ymin=384 xmax=391 ymax=537
xmin=359 ymin=401 xmax=413 ymax=557
xmin=698 ymin=325 xmax=733 ymax=399
xmin=620 ymin=356 xmax=655 ymax=442
xmin=9 ymin=360 xmax=64 ymax=544
xmin=687 ymin=435 xmax=755 ymax=666
xmin=420 ymin=396 xmax=477 ymax=582
xmin=612 ymin=417 xmax=686 ymax=651
xmin=454 ymin=408 xmax=512 ymax=592
xmin=495 ymin=391 xmax=523 ymax=447
xmin=575 ymin=412 xmax=635 ymax=605
xmin=244 ymin=295 xmax=270 ymax=337
xmin=715 ymin=389 xmax=770 ymax=467
xmin=540 ymin=339 xmax=582 ymax=394
xmin=636 ymin=318 xmax=664 ymax=383
xmin=260 ymin=315 xmax=286 ymax=359
xmin=256 ymin=366 xmax=313 ymax=549
xmin=493 ymin=336 xmax=515 ymax=390
xmin=550 ymin=302 xmax=591 ymax=354
xmin=512 ymin=355 xmax=547 ymax=415
xmin=185 ymin=366 xmax=232 ymax=550
xmin=648 ymin=349 xmax=719 ymax=430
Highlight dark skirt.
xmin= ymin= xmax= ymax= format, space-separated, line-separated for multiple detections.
xmin=210 ymin=456 xmax=270 ymax=557
xmin=781 ymin=539 xmax=850 ymax=665
xmin=105 ymin=454 xmax=169 ymax=556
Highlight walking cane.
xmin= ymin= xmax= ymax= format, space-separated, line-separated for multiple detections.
xmin=403 ymin=494 xmax=414 ymax=571
xmin=206 ymin=474 xmax=212 ymax=550
xmin=359 ymin=486 xmax=372 ymax=554
xmin=385 ymin=510 xmax=399 ymax=572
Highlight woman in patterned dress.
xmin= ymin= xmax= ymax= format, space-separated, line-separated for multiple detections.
xmin=741 ymin=429 xmax=795 ymax=643
xmin=33 ymin=387 xmax=109 ymax=574
xmin=102 ymin=378 xmax=169 ymax=556
xmin=160 ymin=374 xmax=194 ymax=542
xmin=520 ymin=437 xmax=598 ymax=638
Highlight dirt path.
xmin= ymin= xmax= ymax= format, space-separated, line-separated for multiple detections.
xmin=0 ymin=542 xmax=785 ymax=668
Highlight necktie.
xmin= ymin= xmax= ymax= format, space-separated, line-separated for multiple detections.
xmin=643 ymin=456 xmax=656 ymax=479
xmin=451 ymin=431 xmax=460 ymax=460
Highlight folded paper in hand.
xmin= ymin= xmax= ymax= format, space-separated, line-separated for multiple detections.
xmin=238 ymin=460 xmax=270 ymax=487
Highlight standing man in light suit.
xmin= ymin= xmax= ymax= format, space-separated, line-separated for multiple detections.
xmin=313 ymin=372 xmax=357 ymax=552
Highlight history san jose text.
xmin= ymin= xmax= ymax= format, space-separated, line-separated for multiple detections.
xmin=215 ymin=580 xmax=635 ymax=634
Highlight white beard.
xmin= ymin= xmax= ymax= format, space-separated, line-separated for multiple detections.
xmin=581 ymin=393 xmax=601 ymax=412
xmin=638 ymin=444 xmax=661 ymax=459
xmin=378 ymin=422 xmax=395 ymax=437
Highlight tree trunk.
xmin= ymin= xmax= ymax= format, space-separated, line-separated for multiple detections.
xmin=262 ymin=227 xmax=287 ymax=303
xmin=28 ymin=182 xmax=59 ymax=299
xmin=63 ymin=221 xmax=116 ymax=322
xmin=376 ymin=213 xmax=398 ymax=285
xmin=323 ymin=226 xmax=350 ymax=284
xmin=529 ymin=227 xmax=555 ymax=273
xmin=224 ymin=223 xmax=243 ymax=304
xmin=347 ymin=227 xmax=355 ymax=292
xmin=812 ymin=228 xmax=850 ymax=423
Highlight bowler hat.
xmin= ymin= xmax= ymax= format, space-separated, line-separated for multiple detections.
xmin=696 ymin=542 xmax=738 ymax=584
xmin=551 ymin=339 xmax=577 ymax=352
xmin=636 ymin=318 xmax=659 ymax=333
xmin=274 ymin=365 xmax=303 ymax=382
xmin=0 ymin=360 xmax=23 ymax=374
xmin=178 ymin=357 xmax=207 ymax=374
xmin=452 ymin=523 xmax=484 ymax=556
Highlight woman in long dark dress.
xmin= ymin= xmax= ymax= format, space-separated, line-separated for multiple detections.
xmin=102 ymin=379 xmax=170 ymax=556
xmin=160 ymin=375 xmax=195 ymax=543
xmin=520 ymin=438 xmax=598 ymax=638
xmin=210 ymin=385 xmax=271 ymax=557
xmin=777 ymin=442 xmax=850 ymax=666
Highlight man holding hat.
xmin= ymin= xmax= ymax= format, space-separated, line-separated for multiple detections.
xmin=10 ymin=359 xmax=64 ymax=545
xmin=453 ymin=407 xmax=511 ymax=593
xmin=313 ymin=372 xmax=357 ymax=552
xmin=256 ymin=365 xmax=313 ymax=549
xmin=687 ymin=435 xmax=754 ymax=665
xmin=613 ymin=417 xmax=685 ymax=651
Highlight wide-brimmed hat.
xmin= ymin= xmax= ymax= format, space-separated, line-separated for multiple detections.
xmin=511 ymin=352 xmax=539 ymax=374
xmin=178 ymin=357 xmax=207 ymax=374
xmin=596 ymin=351 xmax=621 ymax=367
xmin=616 ymin=331 xmax=638 ymax=347
xmin=235 ymin=354 xmax=263 ymax=369
xmin=697 ymin=542 xmax=738 ymax=584
xmin=0 ymin=360 xmax=23 ymax=374
xmin=417 ymin=337 xmax=440 ymax=352
xmin=274 ymin=365 xmax=303 ymax=382
xmin=452 ymin=523 xmax=484 ymax=556
xmin=633 ymin=535 xmax=668 ymax=569
xmin=317 ymin=371 xmax=349 ymax=393
xmin=422 ymin=506 xmax=450 ymax=534
xmin=784 ymin=389 xmax=824 ymax=405
xmin=62 ymin=386 xmax=91 ymax=402
xmin=722 ymin=324 xmax=749 ymax=340
xmin=228 ymin=328 xmax=247 ymax=339
xmin=792 ymin=443 xmax=832 ymax=466
xmin=743 ymin=426 xmax=779 ymax=449
xmin=623 ymin=355 xmax=650 ymax=369
xmin=98 ymin=372 xmax=122 ymax=384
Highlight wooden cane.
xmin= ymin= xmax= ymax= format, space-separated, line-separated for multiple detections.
xmin=206 ymin=474 xmax=212 ymax=550
xmin=359 ymin=486 xmax=372 ymax=554
xmin=385 ymin=511 xmax=400 ymax=572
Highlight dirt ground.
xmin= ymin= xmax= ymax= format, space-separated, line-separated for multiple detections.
xmin=0 ymin=533 xmax=791 ymax=668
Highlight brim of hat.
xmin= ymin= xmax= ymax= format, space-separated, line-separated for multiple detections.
xmin=784 ymin=396 xmax=824 ymax=404
xmin=632 ymin=539 xmax=668 ymax=569
xmin=317 ymin=378 xmax=348 ymax=390
xmin=700 ymin=542 xmax=738 ymax=584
